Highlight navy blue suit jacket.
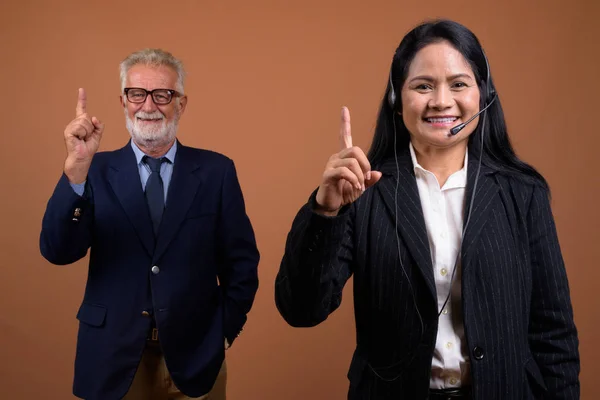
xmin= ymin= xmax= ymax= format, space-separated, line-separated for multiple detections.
xmin=40 ymin=141 xmax=259 ymax=400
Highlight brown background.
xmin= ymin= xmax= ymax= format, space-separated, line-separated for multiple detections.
xmin=1 ymin=0 xmax=598 ymax=398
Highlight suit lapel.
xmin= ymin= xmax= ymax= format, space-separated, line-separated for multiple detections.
xmin=461 ymin=153 xmax=499 ymax=271
xmin=108 ymin=143 xmax=155 ymax=257
xmin=377 ymin=150 xmax=436 ymax=301
xmin=153 ymin=143 xmax=203 ymax=261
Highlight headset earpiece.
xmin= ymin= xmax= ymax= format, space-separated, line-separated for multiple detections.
xmin=388 ymin=66 xmax=396 ymax=108
xmin=388 ymin=88 xmax=396 ymax=109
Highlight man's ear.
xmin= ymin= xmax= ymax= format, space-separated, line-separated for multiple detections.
xmin=178 ymin=95 xmax=188 ymax=114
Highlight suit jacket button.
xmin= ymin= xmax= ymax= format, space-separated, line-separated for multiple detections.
xmin=473 ymin=346 xmax=484 ymax=360
xmin=151 ymin=266 xmax=160 ymax=274
xmin=73 ymin=208 xmax=82 ymax=217
xmin=141 ymin=311 xmax=150 ymax=317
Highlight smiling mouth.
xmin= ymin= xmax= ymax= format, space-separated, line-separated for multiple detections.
xmin=424 ymin=117 xmax=458 ymax=124
xmin=137 ymin=117 xmax=163 ymax=122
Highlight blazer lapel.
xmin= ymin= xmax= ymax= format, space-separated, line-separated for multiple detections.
xmin=461 ymin=153 xmax=499 ymax=271
xmin=107 ymin=143 xmax=155 ymax=257
xmin=153 ymin=143 xmax=203 ymax=261
xmin=377 ymin=150 xmax=436 ymax=301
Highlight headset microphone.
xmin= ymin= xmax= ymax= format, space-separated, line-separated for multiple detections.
xmin=449 ymin=92 xmax=497 ymax=135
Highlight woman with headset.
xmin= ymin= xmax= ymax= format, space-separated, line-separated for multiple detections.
xmin=274 ymin=19 xmax=579 ymax=399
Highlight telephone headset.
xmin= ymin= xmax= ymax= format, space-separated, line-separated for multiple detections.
xmin=367 ymin=47 xmax=497 ymax=382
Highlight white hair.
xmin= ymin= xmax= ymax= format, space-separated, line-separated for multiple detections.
xmin=119 ymin=48 xmax=186 ymax=94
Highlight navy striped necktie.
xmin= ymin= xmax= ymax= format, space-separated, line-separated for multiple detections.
xmin=143 ymin=156 xmax=166 ymax=236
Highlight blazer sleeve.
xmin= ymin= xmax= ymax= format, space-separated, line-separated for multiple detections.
xmin=527 ymin=185 xmax=580 ymax=399
xmin=216 ymin=159 xmax=260 ymax=345
xmin=274 ymin=190 xmax=354 ymax=327
xmin=39 ymin=173 xmax=94 ymax=265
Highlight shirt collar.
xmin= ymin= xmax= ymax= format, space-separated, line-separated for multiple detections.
xmin=130 ymin=139 xmax=177 ymax=165
xmin=408 ymin=141 xmax=468 ymax=189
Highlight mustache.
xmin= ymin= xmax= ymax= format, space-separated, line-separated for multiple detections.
xmin=134 ymin=111 xmax=164 ymax=120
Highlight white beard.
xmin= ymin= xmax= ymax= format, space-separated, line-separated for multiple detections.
xmin=125 ymin=109 xmax=179 ymax=150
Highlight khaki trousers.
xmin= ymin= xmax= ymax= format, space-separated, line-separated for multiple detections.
xmin=123 ymin=341 xmax=227 ymax=400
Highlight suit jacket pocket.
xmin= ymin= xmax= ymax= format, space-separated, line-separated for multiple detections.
xmin=347 ymin=349 xmax=368 ymax=389
xmin=76 ymin=303 xmax=107 ymax=327
xmin=524 ymin=357 xmax=547 ymax=398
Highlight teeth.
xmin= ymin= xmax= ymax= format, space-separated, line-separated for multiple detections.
xmin=427 ymin=117 xmax=457 ymax=123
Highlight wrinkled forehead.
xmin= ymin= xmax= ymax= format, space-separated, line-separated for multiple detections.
xmin=126 ymin=64 xmax=179 ymax=89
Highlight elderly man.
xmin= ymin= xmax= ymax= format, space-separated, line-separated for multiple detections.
xmin=40 ymin=48 xmax=260 ymax=400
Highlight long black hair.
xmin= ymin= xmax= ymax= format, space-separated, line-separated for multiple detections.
xmin=367 ymin=19 xmax=549 ymax=191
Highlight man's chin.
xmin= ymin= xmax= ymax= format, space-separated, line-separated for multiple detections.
xmin=131 ymin=132 xmax=174 ymax=149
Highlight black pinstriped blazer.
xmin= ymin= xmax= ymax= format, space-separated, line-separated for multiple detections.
xmin=275 ymin=147 xmax=579 ymax=399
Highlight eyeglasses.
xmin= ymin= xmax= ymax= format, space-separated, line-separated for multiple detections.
xmin=124 ymin=88 xmax=183 ymax=105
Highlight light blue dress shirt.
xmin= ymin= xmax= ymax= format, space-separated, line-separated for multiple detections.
xmin=70 ymin=140 xmax=178 ymax=203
